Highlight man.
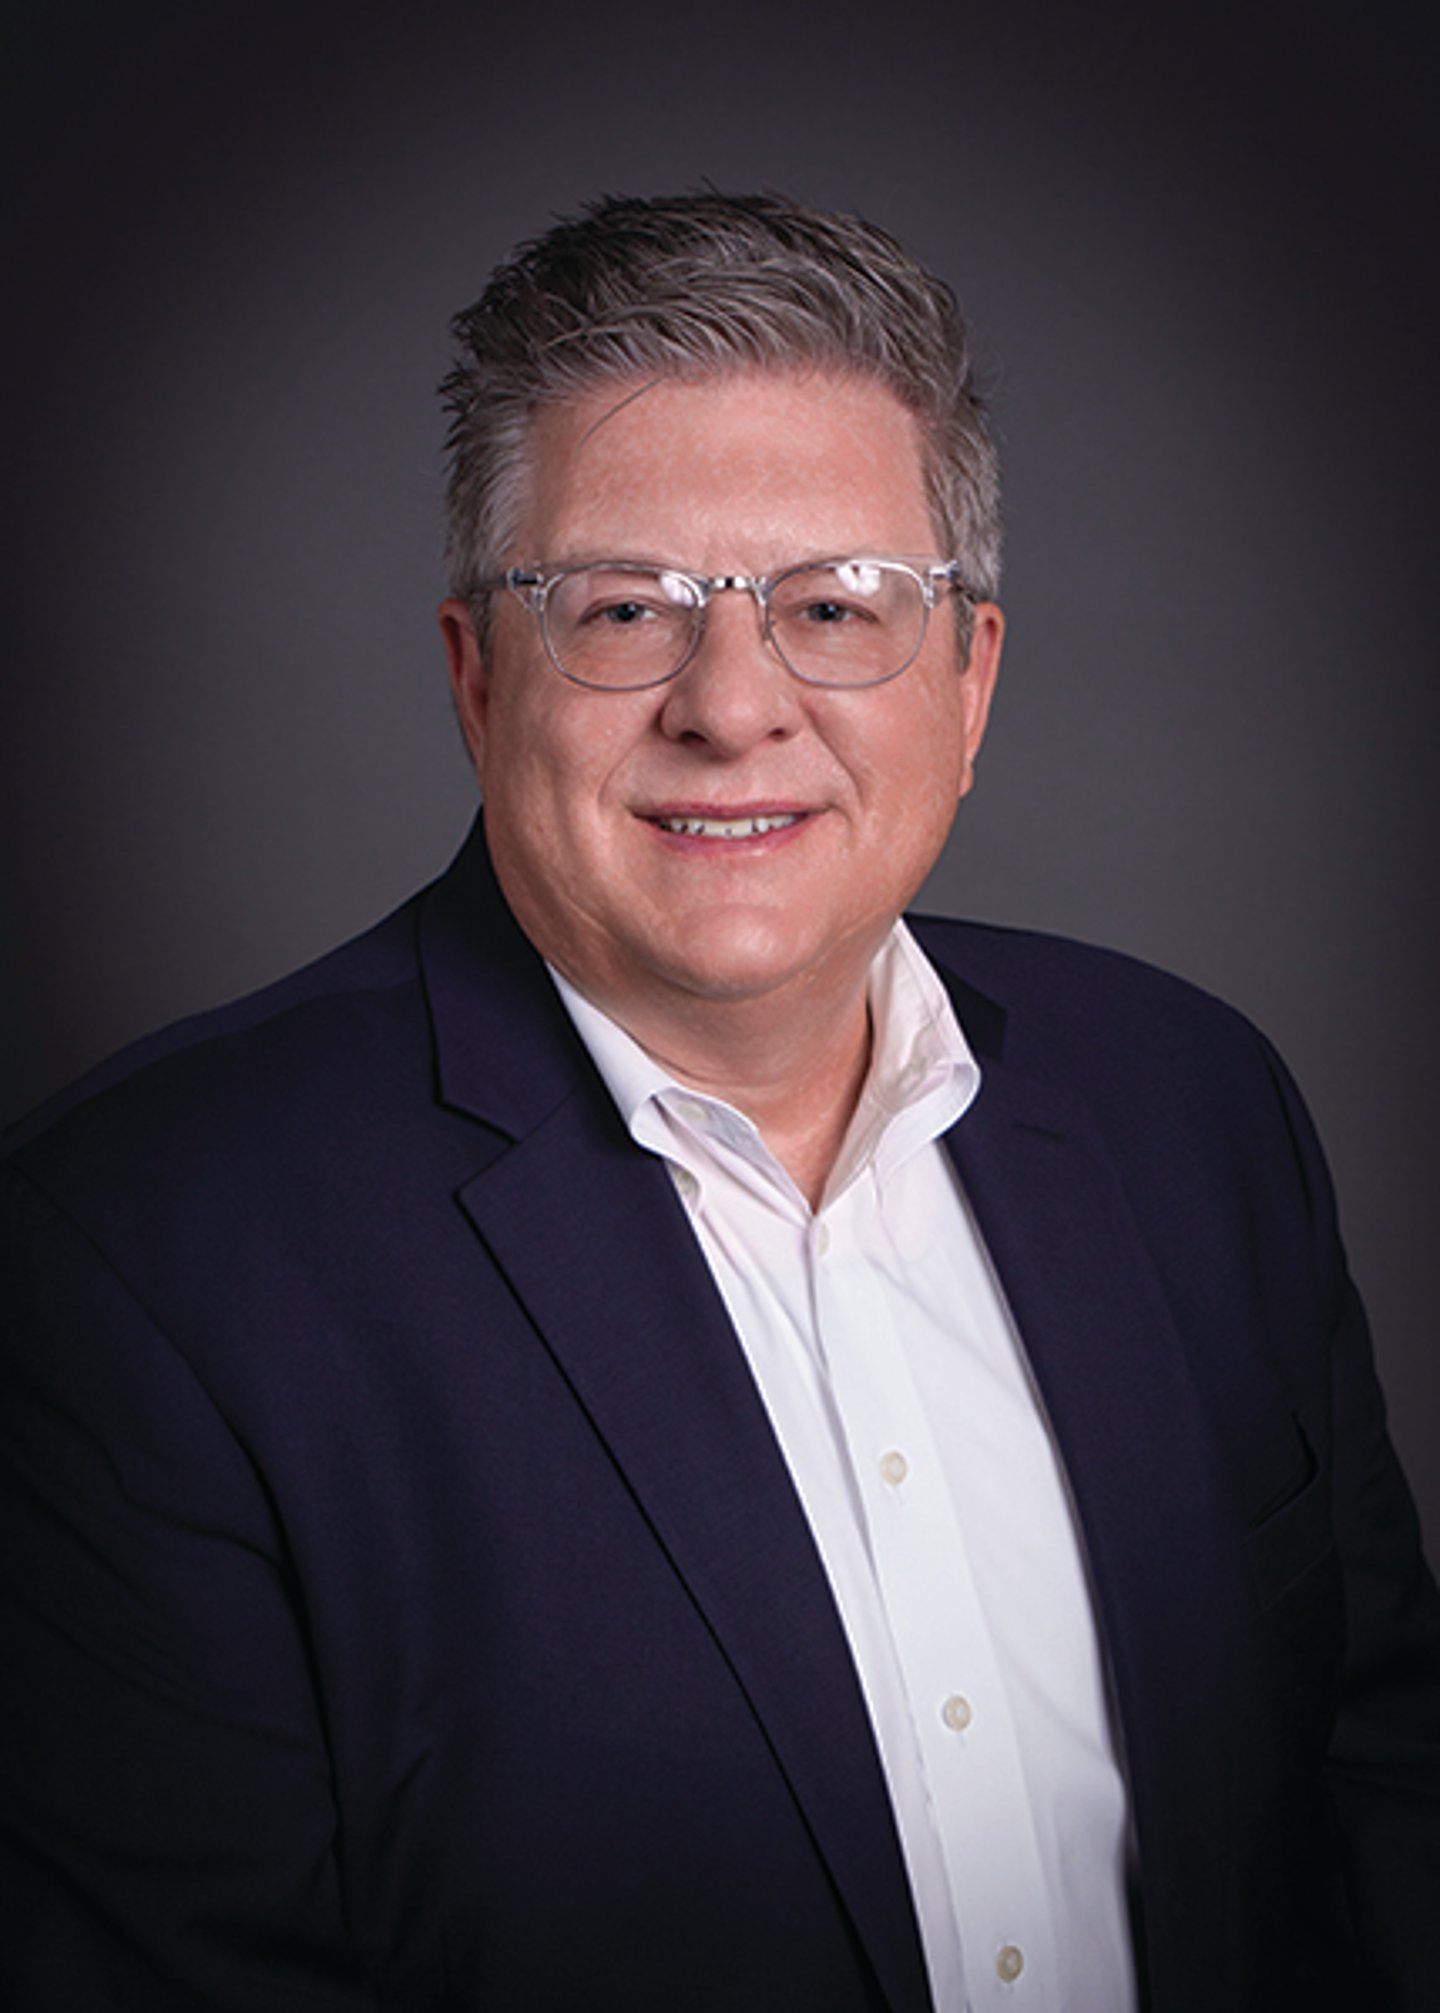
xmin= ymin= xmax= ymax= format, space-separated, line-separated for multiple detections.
xmin=2 ymin=193 xmax=1437 ymax=2012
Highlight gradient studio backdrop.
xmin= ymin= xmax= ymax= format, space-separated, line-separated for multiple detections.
xmin=5 ymin=4 xmax=1438 ymax=1542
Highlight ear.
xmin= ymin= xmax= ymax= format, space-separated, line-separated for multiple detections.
xmin=438 ymin=597 xmax=490 ymax=774
xmin=956 ymin=600 xmax=1004 ymax=795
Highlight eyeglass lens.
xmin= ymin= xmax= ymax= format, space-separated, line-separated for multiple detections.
xmin=542 ymin=562 xmax=928 ymax=689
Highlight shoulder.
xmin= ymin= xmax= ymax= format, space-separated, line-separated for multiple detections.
xmin=3 ymin=889 xmax=439 ymax=1211
xmin=909 ymin=911 xmax=1264 ymax=1065
xmin=909 ymin=911 xmax=1331 ymax=1224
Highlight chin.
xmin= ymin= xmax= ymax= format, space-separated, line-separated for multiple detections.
xmin=647 ymin=915 xmax=832 ymax=1004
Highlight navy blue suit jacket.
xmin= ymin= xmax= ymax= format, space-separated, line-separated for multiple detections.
xmin=3 ymin=818 xmax=1438 ymax=2010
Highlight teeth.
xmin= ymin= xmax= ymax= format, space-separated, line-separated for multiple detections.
xmin=657 ymin=814 xmax=799 ymax=839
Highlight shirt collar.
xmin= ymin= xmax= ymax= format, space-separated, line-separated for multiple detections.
xmin=549 ymin=921 xmax=980 ymax=1206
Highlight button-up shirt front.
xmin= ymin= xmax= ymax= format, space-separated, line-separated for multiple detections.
xmin=553 ymin=925 xmax=1138 ymax=2013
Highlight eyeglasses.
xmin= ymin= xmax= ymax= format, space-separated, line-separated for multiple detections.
xmin=473 ymin=556 xmax=977 ymax=691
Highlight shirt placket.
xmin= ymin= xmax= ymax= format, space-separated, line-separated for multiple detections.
xmin=809 ymin=1189 xmax=1062 ymax=2013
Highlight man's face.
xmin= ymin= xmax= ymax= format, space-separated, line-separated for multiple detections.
xmin=440 ymin=368 xmax=1002 ymax=1038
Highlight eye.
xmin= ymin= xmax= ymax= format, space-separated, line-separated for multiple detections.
xmin=793 ymin=595 xmax=869 ymax=626
xmin=589 ymin=598 xmax=657 ymax=627
xmin=785 ymin=586 xmax=886 ymax=630
xmin=562 ymin=567 xmax=698 ymax=630
xmin=568 ymin=588 xmax=669 ymax=634
xmin=775 ymin=561 xmax=890 ymax=630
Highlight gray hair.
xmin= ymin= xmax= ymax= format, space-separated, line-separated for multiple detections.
xmin=440 ymin=191 xmax=1002 ymax=612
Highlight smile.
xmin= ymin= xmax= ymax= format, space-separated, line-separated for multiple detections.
xmin=653 ymin=813 xmax=801 ymax=840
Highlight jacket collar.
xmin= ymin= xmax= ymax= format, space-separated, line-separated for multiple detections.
xmin=930 ymin=964 xmax=1240 ymax=2007
xmin=418 ymin=814 xmax=588 ymax=1137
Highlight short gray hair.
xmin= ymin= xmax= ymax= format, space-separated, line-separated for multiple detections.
xmin=440 ymin=191 xmax=1001 ymax=610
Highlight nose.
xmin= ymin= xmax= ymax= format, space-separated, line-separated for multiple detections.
xmin=656 ymin=587 xmax=804 ymax=755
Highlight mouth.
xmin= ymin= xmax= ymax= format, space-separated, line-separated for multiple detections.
xmin=650 ymin=812 xmax=802 ymax=840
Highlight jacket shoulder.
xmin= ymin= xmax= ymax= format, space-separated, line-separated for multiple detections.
xmin=3 ymin=892 xmax=432 ymax=1175
xmin=909 ymin=911 xmax=1264 ymax=1059
xmin=909 ymin=912 xmax=1334 ymax=1213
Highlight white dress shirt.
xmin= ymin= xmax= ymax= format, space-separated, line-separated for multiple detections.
xmin=552 ymin=925 xmax=1138 ymax=2013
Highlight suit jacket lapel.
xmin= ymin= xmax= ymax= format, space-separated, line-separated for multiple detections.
xmin=936 ymin=972 xmax=1244 ymax=2002
xmin=419 ymin=823 xmax=933 ymax=2013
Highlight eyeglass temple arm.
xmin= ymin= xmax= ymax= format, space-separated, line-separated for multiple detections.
xmin=928 ymin=562 xmax=980 ymax=603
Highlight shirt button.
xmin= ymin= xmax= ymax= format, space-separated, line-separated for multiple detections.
xmin=670 ymin=1165 xmax=699 ymax=1203
xmin=940 ymin=1693 xmax=973 ymax=1732
xmin=995 ymin=1944 xmax=1025 ymax=1984
xmin=814 ymin=1223 xmax=831 ymax=1256
xmin=675 ymin=1097 xmax=710 ymax=1128
xmin=878 ymin=1450 xmax=909 ymax=1486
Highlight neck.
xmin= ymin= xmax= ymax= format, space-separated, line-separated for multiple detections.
xmin=600 ymin=973 xmax=876 ymax=1211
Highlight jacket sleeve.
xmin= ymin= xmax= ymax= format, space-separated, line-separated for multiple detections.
xmin=1266 ymin=1043 xmax=1440 ymax=2009
xmin=1321 ymin=1272 xmax=1440 ymax=2005
xmin=0 ymin=1161 xmax=383 ymax=2011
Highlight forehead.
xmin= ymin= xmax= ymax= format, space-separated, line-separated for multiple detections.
xmin=515 ymin=367 xmax=936 ymax=568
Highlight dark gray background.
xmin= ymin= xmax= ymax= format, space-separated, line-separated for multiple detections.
xmin=5 ymin=3 xmax=1437 ymax=1540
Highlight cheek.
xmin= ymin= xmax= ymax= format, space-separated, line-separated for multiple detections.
xmin=855 ymin=681 xmax=970 ymax=813
xmin=481 ymin=686 xmax=649 ymax=836
xmin=923 ymin=670 xmax=979 ymax=793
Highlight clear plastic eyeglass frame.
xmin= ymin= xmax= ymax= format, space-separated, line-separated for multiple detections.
xmin=470 ymin=556 xmax=978 ymax=691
